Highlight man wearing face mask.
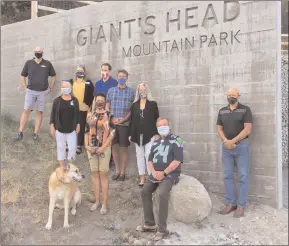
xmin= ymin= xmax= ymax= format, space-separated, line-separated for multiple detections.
xmin=50 ymin=81 xmax=80 ymax=174
xmin=69 ymin=64 xmax=94 ymax=155
xmin=94 ymin=63 xmax=118 ymax=96
xmin=216 ymin=88 xmax=253 ymax=218
xmin=14 ymin=46 xmax=56 ymax=141
xmin=137 ymin=117 xmax=183 ymax=241
xmin=106 ymin=69 xmax=135 ymax=181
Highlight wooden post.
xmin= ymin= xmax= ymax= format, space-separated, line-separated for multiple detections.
xmin=31 ymin=1 xmax=38 ymax=19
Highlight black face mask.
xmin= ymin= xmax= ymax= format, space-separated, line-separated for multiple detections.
xmin=95 ymin=102 xmax=105 ymax=109
xmin=227 ymin=97 xmax=238 ymax=105
xmin=35 ymin=53 xmax=43 ymax=59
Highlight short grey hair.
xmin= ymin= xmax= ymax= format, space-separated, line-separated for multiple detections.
xmin=156 ymin=117 xmax=169 ymax=125
xmin=61 ymin=80 xmax=72 ymax=88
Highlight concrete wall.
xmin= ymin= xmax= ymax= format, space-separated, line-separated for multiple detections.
xmin=1 ymin=1 xmax=282 ymax=207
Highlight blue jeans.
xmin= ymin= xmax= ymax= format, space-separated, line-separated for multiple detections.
xmin=222 ymin=139 xmax=250 ymax=208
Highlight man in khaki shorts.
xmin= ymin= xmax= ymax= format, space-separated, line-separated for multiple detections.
xmin=84 ymin=93 xmax=115 ymax=215
xmin=14 ymin=46 xmax=56 ymax=141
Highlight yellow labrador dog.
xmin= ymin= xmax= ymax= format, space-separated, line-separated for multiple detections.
xmin=45 ymin=163 xmax=85 ymax=230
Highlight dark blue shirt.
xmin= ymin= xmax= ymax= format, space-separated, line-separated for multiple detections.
xmin=94 ymin=76 xmax=118 ymax=96
xmin=148 ymin=133 xmax=183 ymax=182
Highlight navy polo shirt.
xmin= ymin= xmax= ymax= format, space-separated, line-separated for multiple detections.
xmin=94 ymin=76 xmax=118 ymax=96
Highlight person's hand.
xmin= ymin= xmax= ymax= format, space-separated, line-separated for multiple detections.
xmin=224 ymin=140 xmax=236 ymax=149
xmin=23 ymin=86 xmax=27 ymax=92
xmin=46 ymin=87 xmax=52 ymax=95
xmin=96 ymin=147 xmax=104 ymax=154
xmin=50 ymin=125 xmax=55 ymax=137
xmin=87 ymin=146 xmax=95 ymax=154
xmin=152 ymin=171 xmax=164 ymax=181
xmin=153 ymin=135 xmax=160 ymax=141
xmin=152 ymin=171 xmax=158 ymax=180
xmin=112 ymin=118 xmax=120 ymax=125
xmin=76 ymin=124 xmax=80 ymax=134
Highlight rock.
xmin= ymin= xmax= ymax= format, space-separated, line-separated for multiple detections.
xmin=128 ymin=236 xmax=135 ymax=244
xmin=170 ymin=174 xmax=212 ymax=224
xmin=133 ymin=239 xmax=143 ymax=245
xmin=219 ymin=233 xmax=227 ymax=241
xmin=152 ymin=174 xmax=212 ymax=224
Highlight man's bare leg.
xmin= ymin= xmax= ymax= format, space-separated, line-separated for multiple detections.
xmin=19 ymin=109 xmax=31 ymax=132
xmin=34 ymin=111 xmax=43 ymax=134
xmin=120 ymin=147 xmax=128 ymax=175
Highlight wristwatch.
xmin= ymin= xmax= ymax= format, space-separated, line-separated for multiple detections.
xmin=163 ymin=171 xmax=167 ymax=177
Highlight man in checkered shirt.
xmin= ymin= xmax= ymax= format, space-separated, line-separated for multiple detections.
xmin=106 ymin=69 xmax=135 ymax=181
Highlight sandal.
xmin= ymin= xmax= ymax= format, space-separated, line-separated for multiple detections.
xmin=90 ymin=202 xmax=100 ymax=212
xmin=153 ymin=230 xmax=169 ymax=241
xmin=136 ymin=225 xmax=157 ymax=232
xmin=111 ymin=173 xmax=120 ymax=180
xmin=100 ymin=204 xmax=108 ymax=215
xmin=76 ymin=146 xmax=82 ymax=155
xmin=119 ymin=174 xmax=125 ymax=181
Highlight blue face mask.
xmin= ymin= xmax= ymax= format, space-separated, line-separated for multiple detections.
xmin=76 ymin=71 xmax=85 ymax=78
xmin=157 ymin=126 xmax=170 ymax=136
xmin=61 ymin=88 xmax=71 ymax=95
xmin=118 ymin=77 xmax=126 ymax=85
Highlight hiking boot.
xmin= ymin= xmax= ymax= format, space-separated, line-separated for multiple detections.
xmin=32 ymin=133 xmax=39 ymax=141
xmin=218 ymin=204 xmax=237 ymax=214
xmin=14 ymin=132 xmax=23 ymax=141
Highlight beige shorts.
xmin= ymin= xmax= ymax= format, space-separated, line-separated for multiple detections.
xmin=87 ymin=147 xmax=111 ymax=173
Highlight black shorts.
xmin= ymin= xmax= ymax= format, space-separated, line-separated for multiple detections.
xmin=112 ymin=125 xmax=130 ymax=147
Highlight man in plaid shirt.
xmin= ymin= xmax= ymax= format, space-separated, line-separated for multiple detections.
xmin=106 ymin=69 xmax=135 ymax=181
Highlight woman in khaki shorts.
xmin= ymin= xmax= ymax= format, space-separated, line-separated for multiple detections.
xmin=84 ymin=93 xmax=115 ymax=215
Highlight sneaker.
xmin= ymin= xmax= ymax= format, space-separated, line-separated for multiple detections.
xmin=32 ymin=133 xmax=39 ymax=141
xmin=13 ymin=132 xmax=23 ymax=141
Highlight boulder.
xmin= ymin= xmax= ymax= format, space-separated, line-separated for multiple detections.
xmin=153 ymin=174 xmax=212 ymax=224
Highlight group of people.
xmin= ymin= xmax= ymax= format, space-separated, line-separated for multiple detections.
xmin=14 ymin=46 xmax=253 ymax=240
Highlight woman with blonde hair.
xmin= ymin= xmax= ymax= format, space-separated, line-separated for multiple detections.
xmin=69 ymin=64 xmax=94 ymax=155
xmin=129 ymin=83 xmax=159 ymax=187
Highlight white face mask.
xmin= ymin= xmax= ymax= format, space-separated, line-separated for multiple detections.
xmin=61 ymin=88 xmax=71 ymax=95
xmin=157 ymin=126 xmax=170 ymax=136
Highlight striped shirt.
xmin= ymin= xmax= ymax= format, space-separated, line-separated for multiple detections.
xmin=106 ymin=86 xmax=135 ymax=119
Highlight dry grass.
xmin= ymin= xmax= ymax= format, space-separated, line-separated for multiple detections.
xmin=1 ymin=115 xmax=59 ymax=244
xmin=0 ymin=115 xmax=140 ymax=245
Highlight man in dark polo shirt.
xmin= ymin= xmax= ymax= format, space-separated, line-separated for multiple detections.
xmin=137 ymin=117 xmax=183 ymax=241
xmin=14 ymin=46 xmax=56 ymax=141
xmin=94 ymin=63 xmax=117 ymax=96
xmin=216 ymin=88 xmax=253 ymax=218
